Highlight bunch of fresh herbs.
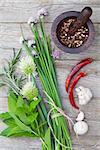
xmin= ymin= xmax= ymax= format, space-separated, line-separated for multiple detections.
xmin=0 ymin=8 xmax=73 ymax=150
xmin=0 ymin=49 xmax=54 ymax=150
xmin=21 ymin=8 xmax=72 ymax=150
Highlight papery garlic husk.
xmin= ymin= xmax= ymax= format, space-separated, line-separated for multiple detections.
xmin=74 ymin=121 xmax=88 ymax=135
xmin=75 ymin=86 xmax=92 ymax=105
xmin=76 ymin=111 xmax=85 ymax=121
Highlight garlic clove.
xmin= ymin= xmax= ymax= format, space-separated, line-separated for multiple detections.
xmin=74 ymin=121 xmax=88 ymax=135
xmin=75 ymin=86 xmax=92 ymax=105
xmin=76 ymin=111 xmax=84 ymax=121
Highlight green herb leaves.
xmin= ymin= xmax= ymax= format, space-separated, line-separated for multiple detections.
xmin=0 ymin=91 xmax=41 ymax=138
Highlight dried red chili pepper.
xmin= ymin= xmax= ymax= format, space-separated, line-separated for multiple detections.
xmin=65 ymin=58 xmax=93 ymax=92
xmin=68 ymin=72 xmax=87 ymax=110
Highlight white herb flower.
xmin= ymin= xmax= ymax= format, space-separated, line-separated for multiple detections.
xmin=37 ymin=8 xmax=48 ymax=18
xmin=32 ymin=50 xmax=37 ymax=56
xmin=19 ymin=36 xmax=24 ymax=44
xmin=21 ymin=82 xmax=38 ymax=100
xmin=19 ymin=56 xmax=36 ymax=75
xmin=27 ymin=16 xmax=38 ymax=25
xmin=28 ymin=40 xmax=35 ymax=48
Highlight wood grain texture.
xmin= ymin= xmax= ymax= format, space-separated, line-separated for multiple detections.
xmin=0 ymin=0 xmax=100 ymax=149
xmin=0 ymin=2 xmax=100 ymax=23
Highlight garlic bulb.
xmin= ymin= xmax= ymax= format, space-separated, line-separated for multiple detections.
xmin=74 ymin=121 xmax=88 ymax=135
xmin=75 ymin=86 xmax=92 ymax=105
xmin=76 ymin=111 xmax=84 ymax=121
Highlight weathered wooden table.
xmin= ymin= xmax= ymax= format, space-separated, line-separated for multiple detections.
xmin=0 ymin=0 xmax=100 ymax=149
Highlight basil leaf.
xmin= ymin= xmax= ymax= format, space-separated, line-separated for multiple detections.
xmin=29 ymin=99 xmax=40 ymax=112
xmin=23 ymin=103 xmax=31 ymax=115
xmin=17 ymin=95 xmax=24 ymax=108
xmin=0 ymin=112 xmax=11 ymax=120
xmin=3 ymin=118 xmax=16 ymax=127
xmin=15 ymin=107 xmax=29 ymax=125
xmin=7 ymin=126 xmax=24 ymax=137
xmin=10 ymin=132 xmax=37 ymax=138
xmin=27 ymin=113 xmax=38 ymax=124
xmin=0 ymin=127 xmax=12 ymax=137
xmin=10 ymin=113 xmax=32 ymax=132
xmin=8 ymin=91 xmax=17 ymax=113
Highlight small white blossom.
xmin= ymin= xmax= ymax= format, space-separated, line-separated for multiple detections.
xmin=19 ymin=56 xmax=36 ymax=75
xmin=28 ymin=40 xmax=35 ymax=48
xmin=27 ymin=16 xmax=38 ymax=25
xmin=21 ymin=82 xmax=38 ymax=100
xmin=37 ymin=8 xmax=48 ymax=18
xmin=19 ymin=36 xmax=24 ymax=44
xmin=32 ymin=50 xmax=37 ymax=56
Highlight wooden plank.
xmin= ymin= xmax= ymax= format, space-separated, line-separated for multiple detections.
xmin=1 ymin=0 xmax=100 ymax=5
xmin=0 ymin=2 xmax=100 ymax=23
xmin=0 ymin=136 xmax=41 ymax=150
xmin=0 ymin=135 xmax=99 ymax=150
xmin=0 ymin=23 xmax=100 ymax=60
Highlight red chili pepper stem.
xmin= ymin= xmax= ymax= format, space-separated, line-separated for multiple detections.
xmin=65 ymin=58 xmax=93 ymax=92
xmin=68 ymin=72 xmax=87 ymax=110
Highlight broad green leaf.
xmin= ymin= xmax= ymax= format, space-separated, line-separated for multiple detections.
xmin=15 ymin=107 xmax=29 ymax=125
xmin=23 ymin=103 xmax=31 ymax=115
xmin=17 ymin=95 xmax=24 ymax=108
xmin=0 ymin=127 xmax=12 ymax=137
xmin=8 ymin=91 xmax=17 ymax=113
xmin=6 ymin=126 xmax=23 ymax=137
xmin=27 ymin=113 xmax=38 ymax=124
xmin=10 ymin=132 xmax=37 ymax=138
xmin=0 ymin=126 xmax=24 ymax=137
xmin=10 ymin=113 xmax=33 ymax=133
xmin=44 ymin=128 xmax=51 ymax=150
xmin=29 ymin=99 xmax=40 ymax=112
xmin=0 ymin=112 xmax=11 ymax=120
xmin=4 ymin=118 xmax=16 ymax=128
xmin=31 ymin=122 xmax=36 ymax=130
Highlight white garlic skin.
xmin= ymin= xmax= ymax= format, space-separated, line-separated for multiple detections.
xmin=74 ymin=121 xmax=88 ymax=135
xmin=76 ymin=111 xmax=85 ymax=121
xmin=75 ymin=86 xmax=92 ymax=105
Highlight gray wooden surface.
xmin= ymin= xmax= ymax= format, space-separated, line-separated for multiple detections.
xmin=0 ymin=0 xmax=100 ymax=149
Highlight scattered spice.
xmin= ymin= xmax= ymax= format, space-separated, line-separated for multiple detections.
xmin=57 ymin=18 xmax=89 ymax=48
xmin=68 ymin=72 xmax=87 ymax=110
xmin=65 ymin=58 xmax=93 ymax=92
